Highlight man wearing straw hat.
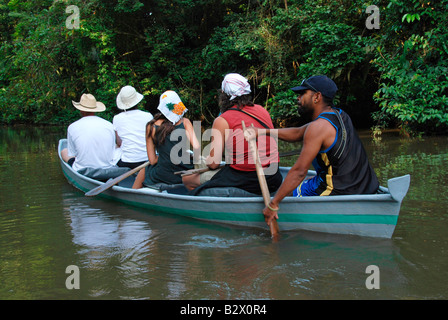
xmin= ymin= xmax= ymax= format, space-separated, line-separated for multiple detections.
xmin=61 ymin=93 xmax=117 ymax=173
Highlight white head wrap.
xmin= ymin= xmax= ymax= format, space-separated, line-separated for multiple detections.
xmin=221 ymin=73 xmax=251 ymax=100
xmin=157 ymin=90 xmax=187 ymax=125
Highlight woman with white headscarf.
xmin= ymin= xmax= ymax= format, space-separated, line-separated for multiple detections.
xmin=132 ymin=90 xmax=200 ymax=188
xmin=184 ymin=73 xmax=282 ymax=195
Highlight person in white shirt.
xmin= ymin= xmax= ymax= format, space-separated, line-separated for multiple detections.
xmin=61 ymin=93 xmax=116 ymax=173
xmin=113 ymin=86 xmax=154 ymax=169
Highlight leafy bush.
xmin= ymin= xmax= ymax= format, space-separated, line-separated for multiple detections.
xmin=0 ymin=0 xmax=447 ymax=135
xmin=372 ymin=0 xmax=448 ymax=134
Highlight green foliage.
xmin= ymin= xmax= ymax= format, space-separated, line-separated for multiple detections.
xmin=0 ymin=0 xmax=447 ymax=135
xmin=372 ymin=0 xmax=448 ymax=134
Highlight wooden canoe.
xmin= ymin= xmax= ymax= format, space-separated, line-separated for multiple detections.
xmin=58 ymin=139 xmax=410 ymax=238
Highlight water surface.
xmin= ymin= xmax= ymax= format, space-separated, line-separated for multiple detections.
xmin=0 ymin=126 xmax=447 ymax=300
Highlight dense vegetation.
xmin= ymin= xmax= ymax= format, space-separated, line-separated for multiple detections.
xmin=0 ymin=0 xmax=447 ymax=134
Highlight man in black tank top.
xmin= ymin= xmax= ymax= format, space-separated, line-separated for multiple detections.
xmin=245 ymin=75 xmax=379 ymax=227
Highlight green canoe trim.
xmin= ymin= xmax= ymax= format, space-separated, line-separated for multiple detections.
xmin=68 ymin=174 xmax=398 ymax=226
xmin=116 ymin=196 xmax=398 ymax=226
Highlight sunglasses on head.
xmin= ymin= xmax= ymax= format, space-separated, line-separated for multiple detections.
xmin=301 ymin=78 xmax=319 ymax=93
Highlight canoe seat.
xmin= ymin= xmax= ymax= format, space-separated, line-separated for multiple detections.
xmin=142 ymin=183 xmax=190 ymax=195
xmin=196 ymin=187 xmax=262 ymax=198
xmin=142 ymin=184 xmax=267 ymax=197
xmin=78 ymin=166 xmax=130 ymax=182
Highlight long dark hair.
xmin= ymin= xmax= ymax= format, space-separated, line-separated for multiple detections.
xmin=146 ymin=113 xmax=177 ymax=146
xmin=218 ymin=91 xmax=254 ymax=114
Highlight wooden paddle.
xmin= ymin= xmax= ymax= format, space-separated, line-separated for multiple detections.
xmin=174 ymin=163 xmax=225 ymax=176
xmin=174 ymin=148 xmax=300 ymax=178
xmin=242 ymin=121 xmax=280 ymax=241
xmin=175 ymin=150 xmax=300 ymax=176
xmin=279 ymin=149 xmax=301 ymax=157
xmin=85 ymin=161 xmax=150 ymax=197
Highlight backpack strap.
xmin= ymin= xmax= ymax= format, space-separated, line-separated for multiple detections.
xmin=333 ymin=109 xmax=347 ymax=159
xmin=228 ymin=108 xmax=270 ymax=129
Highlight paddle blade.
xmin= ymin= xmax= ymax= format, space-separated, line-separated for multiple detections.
xmin=85 ymin=162 xmax=150 ymax=197
xmin=85 ymin=183 xmax=111 ymax=197
xmin=270 ymin=220 xmax=280 ymax=241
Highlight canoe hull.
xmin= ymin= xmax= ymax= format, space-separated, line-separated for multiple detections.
xmin=59 ymin=139 xmax=409 ymax=239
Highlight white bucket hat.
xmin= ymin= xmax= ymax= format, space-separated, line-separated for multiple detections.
xmin=72 ymin=93 xmax=106 ymax=112
xmin=221 ymin=73 xmax=251 ymax=100
xmin=116 ymin=85 xmax=144 ymax=110
xmin=157 ymin=90 xmax=187 ymax=125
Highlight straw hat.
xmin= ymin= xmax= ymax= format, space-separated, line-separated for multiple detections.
xmin=72 ymin=94 xmax=106 ymax=112
xmin=116 ymin=85 xmax=144 ymax=110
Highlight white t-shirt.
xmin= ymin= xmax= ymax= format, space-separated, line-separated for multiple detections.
xmin=67 ymin=116 xmax=116 ymax=172
xmin=113 ymin=109 xmax=153 ymax=163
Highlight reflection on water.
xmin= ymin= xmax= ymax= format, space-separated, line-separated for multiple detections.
xmin=0 ymin=126 xmax=447 ymax=299
xmin=64 ymin=196 xmax=154 ymax=298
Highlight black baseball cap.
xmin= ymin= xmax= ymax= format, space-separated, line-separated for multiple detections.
xmin=291 ymin=75 xmax=338 ymax=99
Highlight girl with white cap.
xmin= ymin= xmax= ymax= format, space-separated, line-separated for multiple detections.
xmin=113 ymin=85 xmax=154 ymax=169
xmin=132 ymin=90 xmax=200 ymax=188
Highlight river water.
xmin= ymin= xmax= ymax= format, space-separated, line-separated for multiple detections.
xmin=0 ymin=125 xmax=447 ymax=300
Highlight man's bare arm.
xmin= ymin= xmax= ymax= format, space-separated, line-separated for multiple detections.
xmin=263 ymin=122 xmax=325 ymax=225
xmin=247 ymin=124 xmax=310 ymax=143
